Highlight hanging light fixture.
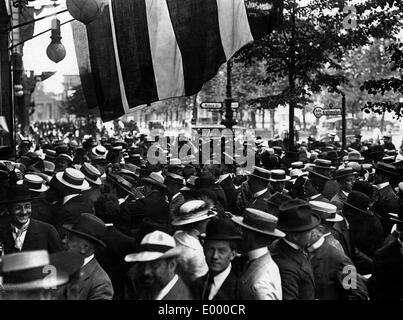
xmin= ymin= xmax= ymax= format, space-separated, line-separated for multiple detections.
xmin=66 ymin=0 xmax=106 ymax=25
xmin=46 ymin=1 xmax=66 ymax=63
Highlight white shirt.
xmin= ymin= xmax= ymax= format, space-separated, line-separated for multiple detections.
xmin=63 ymin=194 xmax=80 ymax=205
xmin=253 ymin=188 xmax=268 ymax=199
xmin=247 ymin=247 xmax=269 ymax=260
xmin=155 ymin=274 xmax=179 ymax=300
xmin=11 ymin=220 xmax=30 ymax=249
xmin=376 ymin=182 xmax=390 ymax=190
xmin=342 ymin=190 xmax=349 ymax=197
xmin=217 ymin=173 xmax=231 ymax=184
xmin=83 ymin=254 xmax=95 ymax=267
xmin=208 ymin=264 xmax=232 ymax=300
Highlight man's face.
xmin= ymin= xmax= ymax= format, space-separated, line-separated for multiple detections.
xmin=339 ymin=175 xmax=355 ymax=193
xmin=204 ymin=240 xmax=236 ymax=275
xmin=295 ymin=229 xmax=314 ymax=249
xmin=64 ymin=233 xmax=85 ymax=255
xmin=9 ymin=201 xmax=31 ymax=225
xmin=137 ymin=259 xmax=173 ymax=291
xmin=272 ymin=181 xmax=285 ymax=193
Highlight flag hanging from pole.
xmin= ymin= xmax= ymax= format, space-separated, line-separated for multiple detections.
xmin=72 ymin=0 xmax=283 ymax=122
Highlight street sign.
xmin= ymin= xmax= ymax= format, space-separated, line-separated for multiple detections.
xmin=313 ymin=107 xmax=341 ymax=118
xmin=231 ymin=102 xmax=239 ymax=109
xmin=201 ymin=102 xmax=222 ymax=109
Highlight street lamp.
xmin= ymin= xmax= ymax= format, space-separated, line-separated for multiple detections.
xmin=46 ymin=18 xmax=66 ymax=63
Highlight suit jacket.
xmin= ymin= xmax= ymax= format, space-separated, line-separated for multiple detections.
xmin=309 ymin=239 xmax=368 ymax=300
xmin=219 ymin=175 xmax=239 ymax=215
xmin=95 ymin=225 xmax=138 ymax=300
xmin=162 ymin=276 xmax=194 ymax=300
xmin=331 ymin=190 xmax=348 ymax=211
xmin=169 ymin=193 xmax=185 ymax=223
xmin=368 ymin=239 xmax=403 ymax=300
xmin=372 ymin=184 xmax=399 ymax=237
xmin=250 ymin=190 xmax=272 ymax=213
xmin=322 ymin=179 xmax=339 ymax=201
xmin=76 ymin=257 xmax=114 ymax=300
xmin=271 ymin=239 xmax=315 ymax=300
xmin=52 ymin=195 xmax=94 ymax=237
xmin=0 ymin=218 xmax=63 ymax=254
xmin=193 ymin=268 xmax=241 ymax=300
xmin=31 ymin=195 xmax=54 ymax=224
xmin=239 ymin=251 xmax=282 ymax=300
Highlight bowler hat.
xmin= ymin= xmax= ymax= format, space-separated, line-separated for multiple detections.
xmin=231 ymin=208 xmax=285 ymax=238
xmin=343 ymin=191 xmax=371 ymax=215
xmin=0 ymin=183 xmax=37 ymax=205
xmin=200 ymin=218 xmax=242 ymax=241
xmin=278 ymin=199 xmax=320 ymax=232
xmin=63 ymin=213 xmax=106 ymax=247
xmin=352 ymin=181 xmax=374 ymax=200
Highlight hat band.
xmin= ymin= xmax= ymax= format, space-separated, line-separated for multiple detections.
xmin=62 ymin=172 xmax=83 ymax=186
xmin=271 ymin=173 xmax=286 ymax=180
xmin=243 ymin=214 xmax=277 ymax=233
xmin=25 ymin=180 xmax=42 ymax=190
xmin=81 ymin=167 xmax=99 ymax=182
xmin=251 ymin=171 xmax=270 ymax=180
xmin=3 ymin=265 xmax=50 ymax=285
xmin=139 ymin=244 xmax=175 ymax=253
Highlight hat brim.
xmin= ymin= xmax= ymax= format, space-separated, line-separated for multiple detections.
xmin=0 ymin=195 xmax=38 ymax=205
xmin=245 ymin=172 xmax=271 ymax=181
xmin=171 ymin=211 xmax=217 ymax=226
xmin=312 ymin=164 xmax=336 ymax=170
xmin=231 ymin=216 xmax=285 ymax=238
xmin=334 ymin=172 xmax=358 ymax=180
xmin=278 ymin=214 xmax=321 ymax=233
xmin=16 ymin=180 xmax=49 ymax=193
xmin=1 ymin=272 xmax=69 ymax=291
xmin=85 ymin=176 xmax=102 ymax=186
xmin=200 ymin=235 xmax=243 ymax=241
xmin=342 ymin=201 xmax=368 ymax=215
xmin=306 ymin=168 xmax=331 ymax=181
xmin=124 ymin=247 xmax=183 ymax=263
xmin=55 ymin=172 xmax=90 ymax=191
xmin=63 ymin=225 xmax=106 ymax=247
xmin=141 ymin=177 xmax=167 ymax=189
xmin=388 ymin=212 xmax=403 ymax=223
xmin=325 ymin=213 xmax=344 ymax=222
xmin=269 ymin=176 xmax=291 ymax=182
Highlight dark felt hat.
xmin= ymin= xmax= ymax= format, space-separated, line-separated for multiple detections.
xmin=63 ymin=213 xmax=106 ymax=247
xmin=0 ymin=183 xmax=37 ymax=205
xmin=343 ymin=191 xmax=371 ymax=215
xmin=201 ymin=218 xmax=242 ymax=241
xmin=278 ymin=199 xmax=320 ymax=232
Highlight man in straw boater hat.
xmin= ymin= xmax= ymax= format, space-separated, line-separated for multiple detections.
xmin=237 ymin=166 xmax=271 ymax=212
xmin=372 ymin=162 xmax=400 ymax=237
xmin=51 ymin=168 xmax=94 ymax=238
xmin=0 ymin=184 xmax=63 ymax=255
xmin=63 ymin=213 xmax=113 ymax=300
xmin=271 ymin=199 xmax=320 ymax=300
xmin=268 ymin=169 xmax=291 ymax=195
xmin=231 ymin=208 xmax=284 ymax=300
xmin=368 ymin=202 xmax=403 ymax=300
xmin=306 ymin=201 xmax=369 ymax=300
xmin=331 ymin=167 xmax=357 ymax=211
xmin=310 ymin=158 xmax=339 ymax=201
xmin=164 ymin=172 xmax=186 ymax=222
xmin=171 ymin=200 xmax=217 ymax=284
xmin=124 ymin=230 xmax=193 ymax=300
xmin=193 ymin=218 xmax=243 ymax=300
xmin=0 ymin=250 xmax=83 ymax=300
xmin=80 ymin=162 xmax=103 ymax=204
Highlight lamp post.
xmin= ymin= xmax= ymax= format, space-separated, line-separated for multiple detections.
xmin=221 ymin=60 xmax=236 ymax=129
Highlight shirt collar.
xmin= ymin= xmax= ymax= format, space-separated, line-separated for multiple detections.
xmin=217 ymin=173 xmax=231 ymax=184
xmin=309 ymin=194 xmax=321 ymax=201
xmin=171 ymin=192 xmax=181 ymax=201
xmin=306 ymin=236 xmax=325 ymax=253
xmin=341 ymin=190 xmax=349 ymax=197
xmin=377 ymin=182 xmax=390 ymax=190
xmin=283 ymin=238 xmax=302 ymax=251
xmin=83 ymin=254 xmax=94 ymax=267
xmin=12 ymin=219 xmax=30 ymax=232
xmin=155 ymin=274 xmax=179 ymax=300
xmin=63 ymin=194 xmax=80 ymax=205
xmin=247 ymin=247 xmax=268 ymax=260
xmin=253 ymin=188 xmax=268 ymax=199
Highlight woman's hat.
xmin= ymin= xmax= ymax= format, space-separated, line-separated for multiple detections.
xmin=0 ymin=183 xmax=38 ymax=205
xmin=80 ymin=163 xmax=102 ymax=186
xmin=17 ymin=174 xmax=48 ymax=193
xmin=269 ymin=169 xmax=291 ymax=182
xmin=63 ymin=213 xmax=106 ymax=247
xmin=309 ymin=200 xmax=343 ymax=222
xmin=200 ymin=218 xmax=242 ymax=241
xmin=124 ymin=230 xmax=183 ymax=262
xmin=55 ymin=168 xmax=90 ymax=191
xmin=231 ymin=208 xmax=285 ymax=238
xmin=245 ymin=166 xmax=271 ymax=181
xmin=141 ymin=172 xmax=166 ymax=189
xmin=343 ymin=191 xmax=371 ymax=215
xmin=0 ymin=250 xmax=83 ymax=291
xmin=278 ymin=199 xmax=321 ymax=232
xmin=171 ymin=200 xmax=217 ymax=226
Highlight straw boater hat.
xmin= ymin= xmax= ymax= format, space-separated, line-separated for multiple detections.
xmin=231 ymin=208 xmax=285 ymax=238
xmin=141 ymin=171 xmax=166 ymax=189
xmin=343 ymin=150 xmax=365 ymax=162
xmin=0 ymin=250 xmax=83 ymax=291
xmin=91 ymin=145 xmax=107 ymax=159
xmin=269 ymin=169 xmax=291 ymax=182
xmin=63 ymin=213 xmax=106 ymax=247
xmin=80 ymin=162 xmax=102 ymax=186
xmin=124 ymin=230 xmax=183 ymax=262
xmin=246 ymin=166 xmax=271 ymax=181
xmin=171 ymin=200 xmax=217 ymax=226
xmin=55 ymin=168 xmax=90 ymax=191
xmin=333 ymin=167 xmax=356 ymax=180
xmin=312 ymin=159 xmax=335 ymax=170
xmin=17 ymin=174 xmax=48 ymax=193
xmin=309 ymin=200 xmax=343 ymax=222
xmin=291 ymin=161 xmax=305 ymax=170
xmin=289 ymin=169 xmax=308 ymax=183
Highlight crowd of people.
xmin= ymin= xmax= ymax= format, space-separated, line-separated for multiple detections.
xmin=0 ymin=129 xmax=403 ymax=300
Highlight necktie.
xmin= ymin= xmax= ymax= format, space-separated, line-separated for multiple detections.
xmin=202 ymin=273 xmax=214 ymax=300
xmin=13 ymin=224 xmax=29 ymax=251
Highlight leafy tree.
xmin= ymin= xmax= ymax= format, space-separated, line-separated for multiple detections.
xmin=63 ymin=84 xmax=100 ymax=118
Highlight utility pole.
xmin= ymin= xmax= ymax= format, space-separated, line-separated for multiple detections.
xmin=222 ymin=60 xmax=236 ymax=129
xmin=288 ymin=0 xmax=296 ymax=151
xmin=341 ymin=92 xmax=346 ymax=150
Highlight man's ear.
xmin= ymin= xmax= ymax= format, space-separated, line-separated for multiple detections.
xmin=229 ymin=250 xmax=237 ymax=262
xmin=167 ymin=258 xmax=177 ymax=273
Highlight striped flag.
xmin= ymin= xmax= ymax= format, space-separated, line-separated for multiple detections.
xmin=72 ymin=0 xmax=283 ymax=122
